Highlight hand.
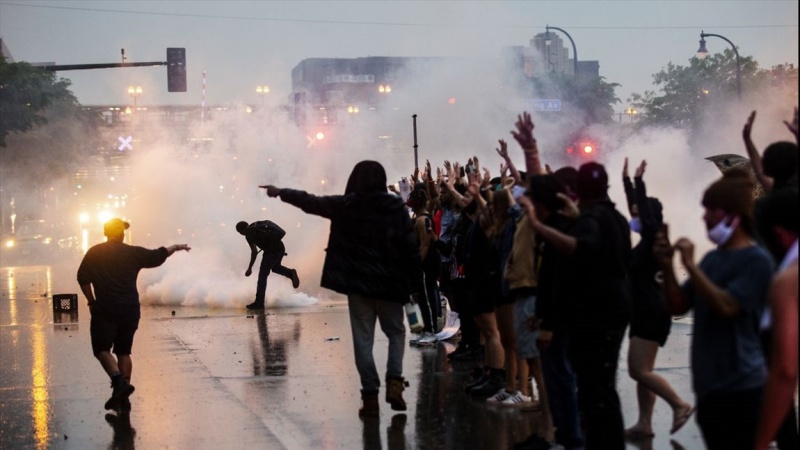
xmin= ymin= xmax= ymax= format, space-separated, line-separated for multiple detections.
xmin=482 ymin=167 xmax=491 ymax=186
xmin=784 ymin=106 xmax=799 ymax=143
xmin=653 ymin=224 xmax=674 ymax=268
xmin=517 ymin=195 xmax=540 ymax=226
xmin=388 ymin=184 xmax=399 ymax=194
xmin=177 ymin=244 xmax=191 ymax=252
xmin=259 ymin=185 xmax=281 ymax=198
xmin=743 ymin=110 xmax=756 ymax=148
xmin=411 ymin=167 xmax=420 ymax=184
xmin=443 ymin=160 xmax=452 ymax=173
xmin=245 ymin=269 xmax=252 ymax=277
xmin=472 ymin=156 xmax=480 ymax=174
xmin=511 ymin=111 xmax=536 ymax=149
xmin=545 ymin=164 xmax=553 ymax=174
xmin=635 ymin=160 xmax=647 ymax=178
xmin=673 ymin=237 xmax=695 ymax=269
xmin=467 ymin=181 xmax=481 ymax=198
xmin=495 ymin=139 xmax=509 ymax=160
xmin=556 ymin=192 xmax=579 ymax=218
xmin=425 ymin=159 xmax=432 ymax=178
xmin=536 ymin=330 xmax=553 ymax=351
xmin=622 ymin=157 xmax=629 ymax=179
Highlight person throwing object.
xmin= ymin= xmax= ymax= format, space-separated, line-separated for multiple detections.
xmin=236 ymin=219 xmax=300 ymax=310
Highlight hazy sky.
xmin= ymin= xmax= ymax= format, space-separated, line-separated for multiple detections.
xmin=1 ymin=0 xmax=797 ymax=110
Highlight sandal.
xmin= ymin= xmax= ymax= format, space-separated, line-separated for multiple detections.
xmin=670 ymin=406 xmax=695 ymax=434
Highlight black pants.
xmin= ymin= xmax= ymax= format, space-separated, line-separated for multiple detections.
xmin=697 ymin=388 xmax=762 ymax=450
xmin=451 ymin=277 xmax=479 ymax=348
xmin=568 ymin=324 xmax=627 ymax=450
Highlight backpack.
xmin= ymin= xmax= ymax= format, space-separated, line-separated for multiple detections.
xmin=250 ymin=220 xmax=286 ymax=250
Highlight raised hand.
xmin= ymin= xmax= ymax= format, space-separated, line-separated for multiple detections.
xmin=674 ymin=237 xmax=695 ymax=269
xmin=511 ymin=112 xmax=536 ymax=149
xmin=495 ymin=139 xmax=509 ymax=160
xmin=482 ymin=167 xmax=491 ymax=186
xmin=784 ymin=106 xmax=799 ymax=143
xmin=743 ymin=110 xmax=757 ymax=150
xmin=622 ymin=157 xmax=630 ymax=179
xmin=635 ymin=160 xmax=647 ymax=178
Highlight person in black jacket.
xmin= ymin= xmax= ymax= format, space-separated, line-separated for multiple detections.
xmin=261 ymin=160 xmax=422 ymax=417
xmin=236 ymin=219 xmax=299 ymax=310
xmin=522 ymin=162 xmax=631 ymax=450
xmin=622 ymin=159 xmax=693 ymax=440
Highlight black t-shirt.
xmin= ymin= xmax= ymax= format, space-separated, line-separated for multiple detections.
xmin=77 ymin=241 xmax=169 ymax=319
xmin=566 ymin=201 xmax=632 ymax=330
xmin=536 ymin=212 xmax=576 ymax=331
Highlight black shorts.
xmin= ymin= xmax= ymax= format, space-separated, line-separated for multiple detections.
xmin=628 ymin=301 xmax=672 ymax=346
xmin=90 ymin=307 xmax=140 ymax=356
xmin=467 ymin=275 xmax=497 ymax=316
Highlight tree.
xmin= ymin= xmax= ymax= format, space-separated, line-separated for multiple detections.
xmin=628 ymin=49 xmax=777 ymax=130
xmin=531 ymin=73 xmax=621 ymax=125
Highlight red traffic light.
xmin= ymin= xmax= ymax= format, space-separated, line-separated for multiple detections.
xmin=583 ymin=144 xmax=594 ymax=154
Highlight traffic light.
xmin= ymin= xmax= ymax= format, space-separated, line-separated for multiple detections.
xmin=167 ymin=48 xmax=186 ymax=92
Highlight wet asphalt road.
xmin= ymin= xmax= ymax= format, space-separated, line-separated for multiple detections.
xmin=0 ymin=262 xmax=705 ymax=450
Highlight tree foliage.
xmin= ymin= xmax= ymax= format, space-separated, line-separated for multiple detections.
xmin=531 ymin=73 xmax=621 ymax=125
xmin=628 ymin=49 xmax=786 ymax=130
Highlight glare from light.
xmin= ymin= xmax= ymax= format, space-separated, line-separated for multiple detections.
xmin=79 ymin=213 xmax=89 ymax=224
xmin=5 ymin=239 xmax=14 ymax=248
xmin=583 ymin=145 xmax=594 ymax=154
xmin=316 ymin=132 xmax=325 ymax=140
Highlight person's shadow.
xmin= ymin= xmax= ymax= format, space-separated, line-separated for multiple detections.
xmin=105 ymin=412 xmax=136 ymax=450
xmin=361 ymin=414 xmax=408 ymax=450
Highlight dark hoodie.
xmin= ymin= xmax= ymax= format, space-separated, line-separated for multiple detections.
xmin=278 ymin=189 xmax=422 ymax=303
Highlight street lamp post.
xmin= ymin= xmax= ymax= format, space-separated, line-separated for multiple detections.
xmin=696 ymin=31 xmax=741 ymax=99
xmin=256 ymin=85 xmax=270 ymax=105
xmin=127 ymin=86 xmax=142 ymax=112
xmin=545 ymin=25 xmax=578 ymax=80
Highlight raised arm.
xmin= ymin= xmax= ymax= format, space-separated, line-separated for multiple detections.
xmin=742 ymin=111 xmax=774 ymax=191
xmin=496 ymin=139 xmax=522 ymax=185
xmin=511 ymin=112 xmax=542 ymax=176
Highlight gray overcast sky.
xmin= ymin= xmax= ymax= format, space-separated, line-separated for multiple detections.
xmin=0 ymin=0 xmax=797 ymax=109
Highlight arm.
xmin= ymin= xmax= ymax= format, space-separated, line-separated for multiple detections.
xmin=245 ymin=241 xmax=258 ymax=276
xmin=415 ymin=217 xmax=432 ymax=261
xmin=622 ymin=157 xmax=636 ymax=215
xmin=511 ymin=112 xmax=543 ymax=176
xmin=754 ymin=265 xmax=799 ymax=450
xmin=263 ymin=185 xmax=340 ymax=219
xmin=496 ymin=139 xmax=522 ymax=185
xmin=80 ymin=284 xmax=95 ymax=308
xmin=742 ymin=111 xmax=774 ymax=191
xmin=517 ymin=195 xmax=578 ymax=256
xmin=633 ymin=161 xmax=660 ymax=239
xmin=654 ymin=224 xmax=692 ymax=315
xmin=674 ymin=238 xmax=741 ymax=317
xmin=165 ymin=244 xmax=191 ymax=256
xmin=784 ymin=106 xmax=798 ymax=144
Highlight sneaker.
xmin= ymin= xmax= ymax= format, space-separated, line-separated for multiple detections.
xmin=246 ymin=300 xmax=265 ymax=310
xmin=447 ymin=345 xmax=469 ymax=360
xmin=486 ymin=389 xmax=514 ymax=404
xmin=289 ymin=269 xmax=300 ymax=289
xmin=104 ymin=379 xmax=135 ymax=411
xmin=416 ymin=332 xmax=438 ymax=346
xmin=470 ymin=370 xmax=505 ymax=397
xmin=501 ymin=391 xmax=532 ymax=407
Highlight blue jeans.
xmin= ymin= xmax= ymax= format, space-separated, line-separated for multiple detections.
xmin=348 ymin=294 xmax=406 ymax=394
xmin=541 ymin=328 xmax=584 ymax=450
xmin=255 ymin=250 xmax=292 ymax=303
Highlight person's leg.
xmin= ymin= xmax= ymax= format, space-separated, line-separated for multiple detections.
xmin=529 ymin=358 xmax=555 ymax=442
xmin=542 ymin=330 xmax=584 ymax=449
xmin=495 ymin=303 xmax=517 ymax=393
xmin=627 ymin=336 xmax=693 ymax=436
xmin=417 ymin=271 xmax=436 ymax=332
xmin=254 ymin=253 xmax=270 ymax=304
xmin=570 ymin=326 xmax=626 ymax=450
xmin=347 ymin=294 xmax=380 ymax=394
xmin=696 ymin=389 xmax=762 ymax=450
xmin=474 ymin=312 xmax=503 ymax=369
xmin=376 ymin=298 xmax=408 ymax=410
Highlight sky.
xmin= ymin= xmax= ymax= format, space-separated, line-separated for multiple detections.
xmin=0 ymin=0 xmax=797 ymax=109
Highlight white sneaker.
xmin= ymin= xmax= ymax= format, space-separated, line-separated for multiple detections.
xmin=486 ymin=389 xmax=513 ymax=404
xmin=501 ymin=391 xmax=532 ymax=406
xmin=416 ymin=332 xmax=438 ymax=346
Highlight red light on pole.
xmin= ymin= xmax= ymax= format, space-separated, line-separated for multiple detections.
xmin=566 ymin=146 xmax=574 ymax=154
xmin=448 ymin=97 xmax=456 ymax=104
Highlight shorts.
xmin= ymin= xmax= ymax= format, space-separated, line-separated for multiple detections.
xmin=513 ymin=292 xmax=540 ymax=360
xmin=467 ymin=275 xmax=497 ymax=316
xmin=90 ymin=307 xmax=140 ymax=356
xmin=629 ymin=300 xmax=672 ymax=347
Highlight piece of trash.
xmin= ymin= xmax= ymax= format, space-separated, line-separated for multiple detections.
xmin=324 ymin=337 xmax=340 ymax=341
xmin=171 ymin=310 xmax=176 ymax=316
xmin=246 ymin=315 xmax=254 ymax=318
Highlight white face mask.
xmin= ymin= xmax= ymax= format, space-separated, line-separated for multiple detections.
xmin=707 ymin=215 xmax=739 ymax=246
xmin=629 ymin=218 xmax=642 ymax=234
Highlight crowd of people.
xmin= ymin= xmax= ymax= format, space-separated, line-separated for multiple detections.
xmin=78 ymin=107 xmax=797 ymax=450
xmin=381 ymin=109 xmax=795 ymax=450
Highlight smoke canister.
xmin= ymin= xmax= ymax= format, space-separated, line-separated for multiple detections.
xmin=405 ymin=302 xmax=424 ymax=333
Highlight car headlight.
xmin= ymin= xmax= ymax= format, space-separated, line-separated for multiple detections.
xmin=5 ymin=239 xmax=15 ymax=248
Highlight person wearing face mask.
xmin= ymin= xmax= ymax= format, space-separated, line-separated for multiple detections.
xmin=654 ymin=168 xmax=774 ymax=450
xmin=621 ymin=159 xmax=693 ymax=440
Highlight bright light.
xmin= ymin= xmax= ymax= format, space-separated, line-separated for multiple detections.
xmin=5 ymin=239 xmax=14 ymax=248
xmin=315 ymin=132 xmax=325 ymax=140
xmin=583 ymin=145 xmax=594 ymax=154
xmin=448 ymin=97 xmax=456 ymax=104
xmin=79 ymin=213 xmax=90 ymax=224
xmin=566 ymin=146 xmax=574 ymax=154
xmin=98 ymin=210 xmax=114 ymax=224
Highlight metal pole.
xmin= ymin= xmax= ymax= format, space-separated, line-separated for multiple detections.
xmin=546 ymin=25 xmax=578 ymax=80
xmin=700 ymin=32 xmax=742 ymax=100
xmin=412 ymin=114 xmax=419 ymax=169
xmin=41 ymin=61 xmax=166 ymax=72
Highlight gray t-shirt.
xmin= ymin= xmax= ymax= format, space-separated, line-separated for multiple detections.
xmin=682 ymin=245 xmax=774 ymax=400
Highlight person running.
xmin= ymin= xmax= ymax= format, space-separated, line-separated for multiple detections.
xmin=622 ymin=158 xmax=693 ymax=439
xmin=260 ymin=160 xmax=422 ymax=417
xmin=655 ymin=168 xmax=774 ymax=450
xmin=236 ymin=219 xmax=300 ymax=310
xmin=77 ymin=218 xmax=191 ymax=412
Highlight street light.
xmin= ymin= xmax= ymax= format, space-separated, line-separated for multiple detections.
xmin=378 ymin=84 xmax=392 ymax=93
xmin=127 ymin=86 xmax=142 ymax=112
xmin=256 ymin=85 xmax=270 ymax=104
xmin=545 ymin=25 xmax=578 ymax=80
xmin=696 ymin=30 xmax=741 ymax=99
xmin=626 ymin=107 xmax=638 ymax=123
